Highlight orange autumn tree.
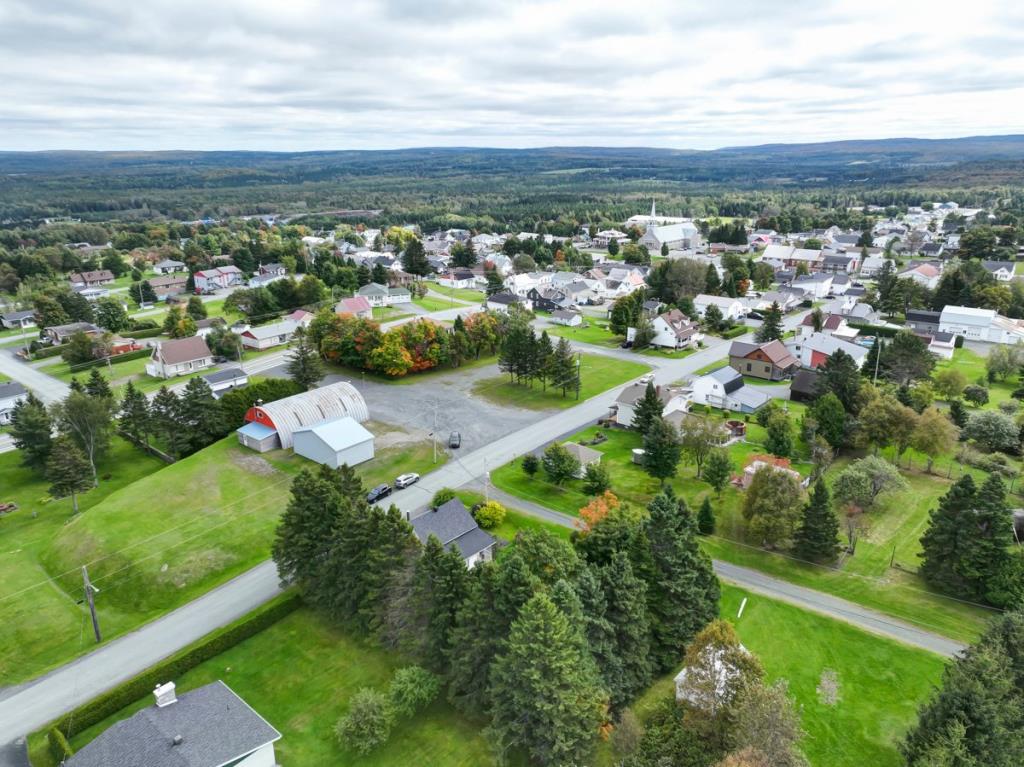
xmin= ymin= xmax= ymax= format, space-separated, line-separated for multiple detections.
xmin=576 ymin=490 xmax=621 ymax=534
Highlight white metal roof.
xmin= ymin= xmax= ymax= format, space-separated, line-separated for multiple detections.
xmin=249 ymin=382 xmax=369 ymax=448
xmin=294 ymin=416 xmax=373 ymax=452
xmin=940 ymin=305 xmax=996 ymax=326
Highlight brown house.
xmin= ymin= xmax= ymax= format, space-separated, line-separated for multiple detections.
xmin=68 ymin=270 xmax=115 ymax=287
xmin=728 ymin=339 xmax=799 ymax=381
xmin=148 ymin=274 xmax=189 ymax=298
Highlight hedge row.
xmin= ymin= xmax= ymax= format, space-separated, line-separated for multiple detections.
xmin=69 ymin=348 xmax=152 ymax=373
xmin=123 ymin=327 xmax=163 ymax=339
xmin=720 ymin=325 xmax=748 ymax=339
xmin=50 ymin=592 xmax=302 ymax=741
xmin=848 ymin=322 xmax=900 ymax=338
xmin=47 ymin=727 xmax=73 ymax=763
xmin=31 ymin=343 xmax=70 ymax=360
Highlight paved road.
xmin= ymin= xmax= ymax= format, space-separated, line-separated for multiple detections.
xmin=479 ymin=484 xmax=965 ymax=658
xmin=0 ymin=349 xmax=71 ymax=404
xmin=0 ymin=564 xmax=284 ymax=745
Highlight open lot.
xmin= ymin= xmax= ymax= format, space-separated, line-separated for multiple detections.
xmin=427 ymin=284 xmax=486 ymax=303
xmin=0 ymin=423 xmax=443 ymax=684
xmin=471 ymin=353 xmax=649 ymax=410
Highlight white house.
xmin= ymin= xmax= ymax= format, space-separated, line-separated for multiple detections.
xmin=335 ymin=296 xmax=374 ymax=319
xmin=859 ymin=255 xmax=896 ymax=277
xmin=786 ymin=332 xmax=868 ymax=369
xmin=693 ymin=294 xmax=745 ymax=321
xmin=239 ymin=318 xmax=300 ymax=350
xmin=551 ymin=309 xmax=583 ymax=327
xmin=65 ymin=680 xmax=281 ymax=767
xmin=982 ymin=260 xmax=1016 ymax=282
xmin=410 ymin=498 xmax=497 ymax=568
xmin=940 ymin=305 xmax=1024 ymax=344
xmin=0 ymin=310 xmax=36 ymax=330
xmin=201 ymin=367 xmax=249 ymax=397
xmin=797 ymin=313 xmax=858 ymax=342
xmin=898 ymin=263 xmax=942 ymax=290
xmin=438 ymin=271 xmax=477 ymax=289
xmin=563 ymin=442 xmax=603 ymax=478
xmin=194 ymin=265 xmax=244 ymax=293
xmin=650 ymin=309 xmax=702 ymax=349
xmin=356 ymin=282 xmax=412 ymax=307
xmin=790 ymin=273 xmax=833 ymax=299
xmin=613 ymin=381 xmax=690 ymax=426
xmin=293 ymin=416 xmax=375 ymax=469
xmin=152 ymin=259 xmax=186 ymax=275
xmin=688 ymin=367 xmax=770 ymax=413
xmin=146 ymin=336 xmax=215 ymax=379
xmin=0 ymin=381 xmax=28 ymax=425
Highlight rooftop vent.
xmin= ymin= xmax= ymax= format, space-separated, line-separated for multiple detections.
xmin=172 ymin=735 xmax=184 ymax=746
xmin=153 ymin=681 xmax=177 ymax=708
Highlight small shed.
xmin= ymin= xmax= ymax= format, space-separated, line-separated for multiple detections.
xmin=236 ymin=421 xmax=279 ymax=452
xmin=293 ymin=416 xmax=375 ymax=469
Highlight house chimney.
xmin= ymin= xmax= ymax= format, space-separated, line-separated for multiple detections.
xmin=172 ymin=735 xmax=184 ymax=746
xmin=153 ymin=681 xmax=177 ymax=707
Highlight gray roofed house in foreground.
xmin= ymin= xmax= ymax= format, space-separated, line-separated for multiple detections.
xmin=411 ymin=498 xmax=496 ymax=568
xmin=67 ymin=680 xmax=281 ymax=767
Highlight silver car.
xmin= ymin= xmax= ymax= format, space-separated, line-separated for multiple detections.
xmin=394 ymin=472 xmax=420 ymax=489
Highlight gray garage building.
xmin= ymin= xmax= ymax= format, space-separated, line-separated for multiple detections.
xmin=293 ymin=416 xmax=375 ymax=468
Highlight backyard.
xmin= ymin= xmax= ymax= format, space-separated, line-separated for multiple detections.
xmin=471 ymin=353 xmax=649 ymax=409
xmin=427 ymin=283 xmax=486 ymax=303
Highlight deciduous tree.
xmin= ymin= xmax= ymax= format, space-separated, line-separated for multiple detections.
xmin=741 ymin=466 xmax=804 ymax=548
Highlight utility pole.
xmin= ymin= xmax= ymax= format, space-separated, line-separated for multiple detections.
xmin=81 ymin=565 xmax=101 ymax=643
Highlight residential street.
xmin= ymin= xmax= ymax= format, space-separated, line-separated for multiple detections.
xmin=5 ymin=304 xmax=919 ymax=759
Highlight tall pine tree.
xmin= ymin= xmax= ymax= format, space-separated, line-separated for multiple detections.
xmin=272 ymin=467 xmax=346 ymax=589
xmin=631 ymin=381 xmax=664 ymax=432
xmin=118 ymin=380 xmax=150 ymax=445
xmin=46 ymin=435 xmax=93 ymax=513
xmin=488 ymin=592 xmax=608 ymax=766
xmin=9 ymin=392 xmax=53 ymax=470
xmin=645 ymin=489 xmax=720 ymax=671
xmin=286 ymin=325 xmax=324 ymax=390
xmin=598 ymin=551 xmax=653 ymax=710
xmin=920 ymin=474 xmax=977 ymax=597
xmin=793 ymin=478 xmax=840 ymax=563
xmin=754 ymin=302 xmax=784 ymax=342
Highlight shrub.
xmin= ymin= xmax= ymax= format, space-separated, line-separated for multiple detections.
xmin=963 ymin=384 xmax=990 ymax=407
xmin=335 ymin=688 xmax=395 ymax=755
xmin=962 ymin=410 xmax=1019 ymax=453
xmin=582 ymin=462 xmax=611 ymax=495
xmin=123 ymin=326 xmax=164 ymax=339
xmin=51 ymin=593 xmax=301 ymax=740
xmin=521 ymin=453 xmax=539 ymax=476
xmin=998 ymin=400 xmax=1020 ymax=415
xmin=473 ymin=500 xmax=506 ymax=529
xmin=388 ymin=666 xmax=441 ymax=718
xmin=48 ymin=727 xmax=74 ymax=762
xmin=431 ymin=488 xmax=457 ymax=509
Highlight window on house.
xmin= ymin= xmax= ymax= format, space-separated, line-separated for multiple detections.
xmin=746 ymin=363 xmax=751 ymax=372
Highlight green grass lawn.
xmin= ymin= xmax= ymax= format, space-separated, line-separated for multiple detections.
xmin=428 ymin=284 xmax=486 ymax=303
xmin=637 ymin=345 xmax=697 ymax=359
xmin=471 ymin=354 xmax=649 ymax=410
xmin=933 ymin=347 xmax=1015 ymax=408
xmin=5 ymin=426 xmax=443 ymax=682
xmin=491 ymin=423 xmax=993 ymax=643
xmin=596 ymin=584 xmax=947 ymax=767
xmin=693 ymin=357 xmax=730 ymax=375
xmin=30 ymin=607 xmax=494 ymax=767
xmin=545 ymin=322 xmax=622 ymax=348
xmin=453 ymin=488 xmax=573 ymax=543
xmin=372 ymin=305 xmax=415 ymax=322
xmin=0 ymin=437 xmax=165 ymax=684
xmin=413 ymin=295 xmax=455 ymax=312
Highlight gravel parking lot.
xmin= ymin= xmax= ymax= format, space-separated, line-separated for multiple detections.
xmin=264 ymin=360 xmax=550 ymax=453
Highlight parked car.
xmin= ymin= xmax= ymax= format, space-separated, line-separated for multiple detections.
xmin=448 ymin=431 xmax=462 ymax=449
xmin=746 ymin=310 xmax=764 ymax=321
xmin=394 ymin=472 xmax=420 ymax=489
xmin=620 ymin=340 xmax=633 ymax=349
xmin=366 ymin=484 xmax=392 ymax=504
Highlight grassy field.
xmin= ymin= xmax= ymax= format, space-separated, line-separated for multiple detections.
xmin=413 ymin=295 xmax=455 ymax=312
xmin=2 ymin=426 xmax=443 ymax=683
xmin=0 ymin=438 xmax=165 ymax=684
xmin=372 ymin=305 xmax=415 ymax=322
xmin=34 ymin=585 xmax=945 ymax=767
xmin=545 ymin=321 xmax=622 ymax=348
xmin=491 ymin=423 xmax=994 ymax=643
xmin=471 ymin=354 xmax=649 ymax=410
xmin=27 ymin=606 xmax=494 ymax=767
xmin=428 ymin=284 xmax=486 ymax=303
xmin=596 ymin=584 xmax=947 ymax=767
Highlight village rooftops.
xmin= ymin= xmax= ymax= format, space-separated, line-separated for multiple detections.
xmin=410 ymin=498 xmax=496 ymax=561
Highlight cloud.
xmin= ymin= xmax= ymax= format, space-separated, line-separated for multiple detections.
xmin=0 ymin=0 xmax=1022 ymax=150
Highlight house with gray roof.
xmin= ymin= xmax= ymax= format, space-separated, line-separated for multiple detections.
xmin=66 ymin=680 xmax=281 ymax=767
xmin=0 ymin=381 xmax=28 ymax=425
xmin=146 ymin=336 xmax=214 ymax=379
xmin=0 ymin=309 xmax=35 ymax=329
xmin=239 ymin=318 xmax=299 ymax=351
xmin=688 ymin=366 xmax=770 ymax=413
xmin=411 ymin=498 xmax=496 ymax=568
xmin=982 ymin=260 xmax=1016 ymax=282
xmin=152 ymin=259 xmax=186 ymax=274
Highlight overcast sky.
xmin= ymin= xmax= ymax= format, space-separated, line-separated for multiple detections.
xmin=2 ymin=0 xmax=1022 ymax=151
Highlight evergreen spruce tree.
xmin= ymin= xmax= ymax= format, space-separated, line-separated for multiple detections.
xmin=644 ymin=489 xmax=720 ymax=671
xmin=704 ymin=263 xmax=721 ymax=294
xmin=46 ymin=435 xmax=93 ymax=513
xmin=793 ymin=478 xmax=840 ymax=563
xmin=118 ymin=381 xmax=151 ymax=445
xmin=445 ymin=563 xmax=505 ymax=715
xmin=919 ymin=474 xmax=977 ymax=597
xmin=272 ymin=468 xmax=344 ymax=588
xmin=178 ymin=377 xmax=224 ymax=453
xmin=535 ymin=330 xmax=554 ymax=390
xmin=948 ymin=399 xmax=969 ymax=428
xmin=285 ymin=326 xmax=325 ymax=390
xmin=631 ymin=381 xmax=664 ymax=432
xmin=902 ymin=610 xmax=1024 ymax=767
xmin=643 ymin=416 xmax=682 ymax=484
xmin=9 ymin=392 xmax=53 ymax=470
xmin=816 ymin=348 xmax=863 ymax=413
xmin=408 ymin=535 xmax=469 ymax=673
xmin=186 ymin=295 xmax=208 ymax=320
xmin=401 ymin=239 xmax=431 ymax=276
xmin=150 ymin=386 xmax=190 ymax=458
xmin=551 ymin=337 xmax=578 ymax=396
xmin=697 ymin=496 xmax=716 ymax=535
xmin=85 ymin=368 xmax=113 ymax=400
xmin=488 ymin=592 xmax=607 ymax=766
xmin=961 ymin=475 xmax=1013 ymax=603
xmin=754 ymin=302 xmax=784 ymax=342
xmin=598 ymin=551 xmax=653 ymax=710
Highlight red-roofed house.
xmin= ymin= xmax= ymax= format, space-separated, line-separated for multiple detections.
xmin=335 ymin=296 xmax=373 ymax=319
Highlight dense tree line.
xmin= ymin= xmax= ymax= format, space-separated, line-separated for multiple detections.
xmin=273 ymin=466 xmax=720 ymax=764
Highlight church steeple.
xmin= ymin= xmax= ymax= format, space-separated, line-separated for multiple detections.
xmin=650 ymin=199 xmax=656 ymax=218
